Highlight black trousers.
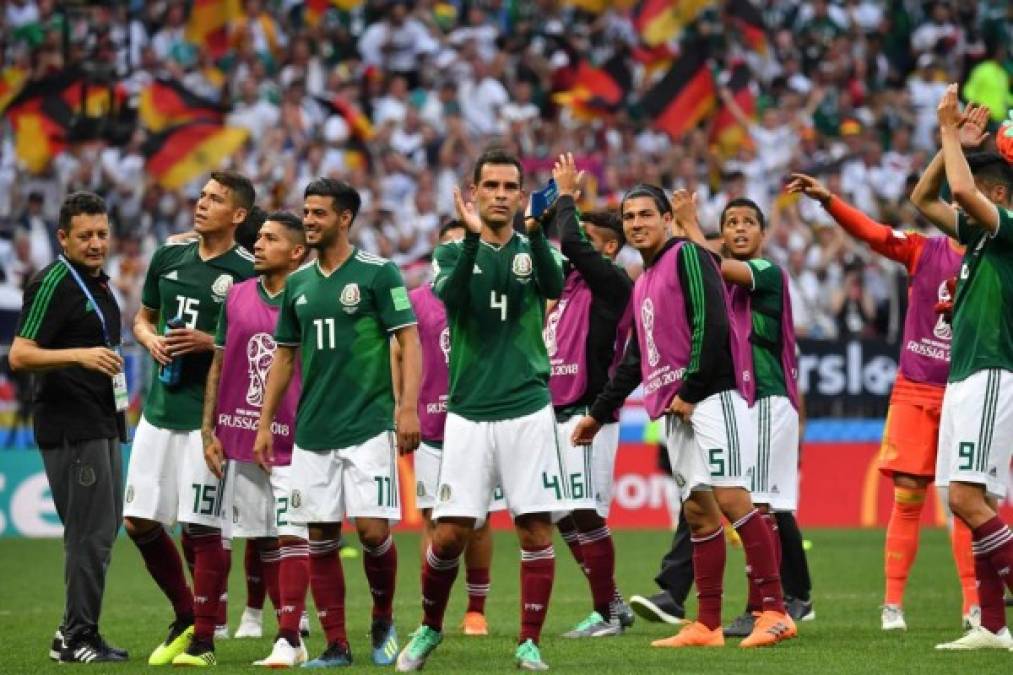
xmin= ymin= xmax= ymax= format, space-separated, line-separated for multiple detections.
xmin=655 ymin=509 xmax=813 ymax=604
xmin=41 ymin=437 xmax=123 ymax=642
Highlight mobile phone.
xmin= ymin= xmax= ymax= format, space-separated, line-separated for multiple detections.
xmin=530 ymin=178 xmax=559 ymax=220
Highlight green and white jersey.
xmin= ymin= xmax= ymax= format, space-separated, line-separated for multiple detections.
xmin=433 ymin=229 xmax=564 ymax=421
xmin=746 ymin=258 xmax=787 ymax=400
xmin=141 ymin=240 xmax=255 ymax=430
xmin=274 ymin=249 xmax=416 ymax=450
xmin=950 ymin=207 xmax=1013 ymax=382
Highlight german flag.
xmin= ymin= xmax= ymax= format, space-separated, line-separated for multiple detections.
xmin=316 ymin=95 xmax=374 ymax=141
xmin=710 ymin=62 xmax=755 ymax=156
xmin=639 ymin=46 xmax=715 ymax=138
xmin=143 ymin=122 xmax=249 ymax=189
xmin=632 ymin=0 xmax=715 ymax=47
xmin=0 ymin=67 xmax=27 ymax=113
xmin=3 ymin=70 xmax=123 ymax=173
xmin=186 ymin=0 xmax=241 ymax=58
xmin=304 ymin=0 xmax=363 ymax=26
xmin=554 ymin=55 xmax=631 ymax=120
xmin=563 ymin=0 xmax=637 ymax=13
xmin=726 ymin=0 xmax=767 ymax=53
xmin=139 ymin=79 xmax=223 ymax=132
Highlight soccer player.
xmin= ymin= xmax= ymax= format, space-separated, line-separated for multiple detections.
xmin=571 ymin=183 xmax=794 ymax=649
xmin=169 ymin=212 xmax=309 ymax=666
xmin=545 ymin=154 xmax=635 ymax=638
xmin=124 ymin=171 xmax=256 ymax=665
xmin=396 ymin=148 xmax=566 ymax=672
xmin=927 ymin=85 xmax=1013 ymax=650
xmin=791 ymin=122 xmax=989 ymax=630
xmin=671 ymin=191 xmax=808 ymax=636
xmin=393 ymin=218 xmax=500 ymax=637
xmin=254 ymin=178 xmax=422 ymax=667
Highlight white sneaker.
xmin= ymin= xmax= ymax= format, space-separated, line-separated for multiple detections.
xmin=881 ymin=604 xmax=906 ymax=631
xmin=254 ymin=637 xmax=308 ymax=667
xmin=962 ymin=605 xmax=981 ymax=630
xmin=299 ymin=610 xmax=310 ymax=637
xmin=235 ymin=607 xmax=263 ymax=639
xmin=936 ymin=625 xmax=1013 ymax=650
xmin=214 ymin=624 xmax=230 ymax=640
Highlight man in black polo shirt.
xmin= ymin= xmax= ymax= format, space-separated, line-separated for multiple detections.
xmin=9 ymin=191 xmax=129 ymax=664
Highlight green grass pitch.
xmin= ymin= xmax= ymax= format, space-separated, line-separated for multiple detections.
xmin=0 ymin=528 xmax=1008 ymax=673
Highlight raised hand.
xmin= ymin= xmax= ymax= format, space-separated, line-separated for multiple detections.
xmin=786 ymin=173 xmax=832 ymax=203
xmin=936 ymin=83 xmax=961 ymax=130
xmin=957 ymin=102 xmax=990 ymax=149
xmin=453 ymin=186 xmax=483 ymax=234
xmin=670 ymin=189 xmax=699 ymax=228
xmin=552 ymin=152 xmax=584 ymax=197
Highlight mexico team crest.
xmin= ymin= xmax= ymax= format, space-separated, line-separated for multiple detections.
xmin=211 ymin=274 xmax=234 ymax=301
xmin=340 ymin=283 xmax=361 ymax=312
xmin=512 ymin=253 xmax=533 ymax=277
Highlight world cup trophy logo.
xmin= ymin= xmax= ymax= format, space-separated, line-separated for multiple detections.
xmin=542 ymin=299 xmax=567 ymax=358
xmin=933 ymin=279 xmax=953 ymax=341
xmin=641 ymin=299 xmax=661 ymax=367
xmin=246 ymin=332 xmax=278 ymax=407
xmin=438 ymin=327 xmax=451 ymax=365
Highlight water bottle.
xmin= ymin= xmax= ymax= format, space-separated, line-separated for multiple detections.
xmin=159 ymin=316 xmax=186 ymax=386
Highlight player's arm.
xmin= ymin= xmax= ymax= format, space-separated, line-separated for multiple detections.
xmin=391 ymin=325 xmax=421 ymax=455
xmin=134 ymin=248 xmax=172 ymax=365
xmin=671 ymin=189 xmax=755 ymax=289
xmin=389 ymin=335 xmax=403 ymax=408
xmin=910 ymin=100 xmax=992 ymax=236
xmin=201 ymin=308 xmax=229 ymax=478
xmin=528 ymin=222 xmax=564 ymax=300
xmin=432 ymin=237 xmax=477 ymax=309
xmin=676 ymin=242 xmax=728 ymax=406
xmin=555 ymin=195 xmax=629 ymax=301
xmin=587 ymin=324 xmax=643 ymax=426
xmin=938 ymin=85 xmax=1001 ymax=232
xmin=375 ymin=262 xmax=421 ymax=454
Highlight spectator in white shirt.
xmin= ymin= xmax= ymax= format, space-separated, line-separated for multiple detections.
xmin=458 ymin=58 xmax=509 ymax=138
xmin=358 ymin=1 xmax=439 ymax=85
xmin=228 ymin=78 xmax=281 ymax=139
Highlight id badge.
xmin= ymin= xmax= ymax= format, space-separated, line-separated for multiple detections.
xmin=112 ymin=347 xmax=129 ymax=412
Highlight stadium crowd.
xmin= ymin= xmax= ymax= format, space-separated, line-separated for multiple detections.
xmin=0 ymin=0 xmax=1010 ymax=342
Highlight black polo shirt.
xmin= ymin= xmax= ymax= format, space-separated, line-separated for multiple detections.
xmin=16 ymin=258 xmax=125 ymax=447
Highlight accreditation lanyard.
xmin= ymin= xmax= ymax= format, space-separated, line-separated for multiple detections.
xmin=58 ymin=255 xmax=129 ymax=411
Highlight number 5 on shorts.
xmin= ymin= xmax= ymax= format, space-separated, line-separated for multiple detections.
xmin=957 ymin=441 xmax=975 ymax=471
xmin=708 ymin=448 xmax=725 ymax=478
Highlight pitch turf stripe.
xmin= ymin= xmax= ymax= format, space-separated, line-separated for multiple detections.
xmin=21 ymin=265 xmax=67 ymax=339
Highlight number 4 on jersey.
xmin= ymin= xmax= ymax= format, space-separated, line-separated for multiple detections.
xmin=490 ymin=291 xmax=508 ymax=321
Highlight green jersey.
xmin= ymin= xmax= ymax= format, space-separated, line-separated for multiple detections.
xmin=950 ymin=207 xmax=1013 ymax=382
xmin=274 ymin=249 xmax=416 ymax=450
xmin=746 ymin=258 xmax=787 ymax=399
xmin=433 ymin=229 xmax=564 ymax=421
xmin=141 ymin=241 xmax=255 ymax=430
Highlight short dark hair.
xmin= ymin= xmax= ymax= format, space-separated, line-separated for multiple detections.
xmin=720 ymin=197 xmax=767 ymax=231
xmin=438 ymin=219 xmax=466 ymax=239
xmin=472 ymin=147 xmax=524 ymax=186
xmin=209 ymin=170 xmax=255 ymax=212
xmin=968 ymin=152 xmax=1013 ymax=193
xmin=621 ymin=183 xmax=671 ymax=216
xmin=581 ymin=210 xmax=625 ymax=247
xmin=304 ymin=177 xmax=362 ymax=221
xmin=58 ymin=191 xmax=107 ymax=232
xmin=235 ymin=205 xmax=266 ymax=253
xmin=266 ymin=210 xmax=305 ymax=242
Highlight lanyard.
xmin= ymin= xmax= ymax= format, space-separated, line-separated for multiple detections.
xmin=58 ymin=255 xmax=116 ymax=347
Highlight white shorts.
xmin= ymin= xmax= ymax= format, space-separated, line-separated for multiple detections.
xmin=937 ymin=369 xmax=1013 ymax=499
xmin=552 ymin=416 xmax=620 ymax=519
xmin=123 ymin=415 xmax=223 ymax=528
xmin=749 ymin=396 xmax=800 ymax=511
xmin=220 ymin=461 xmax=307 ymax=539
xmin=664 ymin=390 xmax=756 ymax=503
xmin=414 ymin=441 xmax=506 ymax=512
xmin=288 ymin=431 xmax=401 ymax=524
xmin=432 ymin=405 xmax=567 ymax=521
